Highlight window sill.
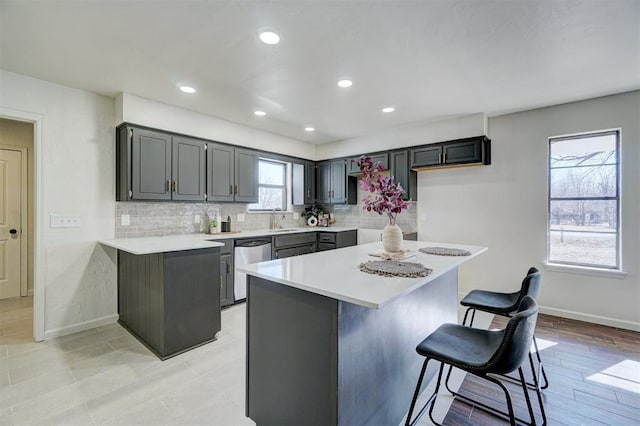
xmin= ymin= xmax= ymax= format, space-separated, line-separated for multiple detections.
xmin=543 ymin=262 xmax=628 ymax=279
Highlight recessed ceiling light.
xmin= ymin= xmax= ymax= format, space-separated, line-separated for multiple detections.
xmin=254 ymin=110 xmax=267 ymax=116
xmin=179 ymin=85 xmax=196 ymax=94
xmin=337 ymin=79 xmax=353 ymax=88
xmin=382 ymin=106 xmax=395 ymax=113
xmin=259 ymin=31 xmax=280 ymax=45
xmin=304 ymin=127 xmax=315 ymax=132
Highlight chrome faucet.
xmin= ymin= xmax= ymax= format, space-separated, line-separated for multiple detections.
xmin=271 ymin=209 xmax=283 ymax=229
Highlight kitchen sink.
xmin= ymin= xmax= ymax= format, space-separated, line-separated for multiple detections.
xmin=268 ymin=228 xmax=300 ymax=233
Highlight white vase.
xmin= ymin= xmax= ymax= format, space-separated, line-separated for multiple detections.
xmin=382 ymin=223 xmax=403 ymax=253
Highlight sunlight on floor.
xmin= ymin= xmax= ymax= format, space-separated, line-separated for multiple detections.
xmin=587 ymin=359 xmax=640 ymax=394
xmin=532 ymin=337 xmax=558 ymax=351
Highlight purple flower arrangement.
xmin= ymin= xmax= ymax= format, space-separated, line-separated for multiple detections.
xmin=356 ymin=155 xmax=411 ymax=225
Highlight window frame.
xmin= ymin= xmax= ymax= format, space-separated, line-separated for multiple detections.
xmin=248 ymin=158 xmax=288 ymax=212
xmin=546 ymin=129 xmax=621 ymax=270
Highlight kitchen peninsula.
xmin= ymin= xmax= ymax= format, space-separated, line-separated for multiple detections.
xmin=239 ymin=240 xmax=487 ymax=425
xmin=100 ymin=235 xmax=225 ymax=359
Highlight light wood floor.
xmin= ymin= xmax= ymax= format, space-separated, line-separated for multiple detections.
xmin=1 ymin=297 xmax=638 ymax=425
xmin=444 ymin=314 xmax=640 ymax=425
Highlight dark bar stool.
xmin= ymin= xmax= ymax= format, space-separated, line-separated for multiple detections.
xmin=460 ymin=267 xmax=549 ymax=390
xmin=405 ymin=296 xmax=546 ymax=426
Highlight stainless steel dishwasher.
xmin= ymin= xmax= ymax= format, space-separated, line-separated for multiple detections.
xmin=234 ymin=238 xmax=272 ymax=301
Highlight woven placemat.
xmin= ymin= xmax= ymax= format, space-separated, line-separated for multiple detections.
xmin=358 ymin=260 xmax=432 ymax=278
xmin=418 ymin=247 xmax=471 ymax=256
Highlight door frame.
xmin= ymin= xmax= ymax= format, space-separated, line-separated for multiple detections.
xmin=0 ymin=145 xmax=28 ymax=297
xmin=0 ymin=108 xmax=45 ymax=342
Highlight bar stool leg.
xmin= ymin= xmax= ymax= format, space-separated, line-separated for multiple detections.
xmin=532 ymin=335 xmax=549 ymax=389
xmin=406 ymin=359 xmax=444 ymax=426
xmin=462 ymin=307 xmax=476 ymax=327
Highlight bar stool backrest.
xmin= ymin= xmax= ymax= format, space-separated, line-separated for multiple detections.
xmin=511 ymin=267 xmax=541 ymax=314
xmin=486 ymin=296 xmax=538 ymax=375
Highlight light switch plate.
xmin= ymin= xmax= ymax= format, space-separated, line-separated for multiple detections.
xmin=237 ymin=213 xmax=245 ymax=222
xmin=193 ymin=214 xmax=201 ymax=224
xmin=121 ymin=214 xmax=130 ymax=226
xmin=293 ymin=212 xmax=299 ymax=220
xmin=50 ymin=215 xmax=81 ymax=228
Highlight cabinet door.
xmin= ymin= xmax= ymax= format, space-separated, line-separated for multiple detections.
xmin=295 ymin=244 xmax=316 ymax=256
xmin=131 ymin=128 xmax=172 ymax=200
xmin=291 ymin=163 xmax=305 ymax=206
xmin=273 ymin=247 xmax=299 ymax=259
xmin=330 ymin=160 xmax=346 ymax=204
xmin=411 ymin=145 xmax=443 ymax=168
xmin=390 ymin=150 xmax=416 ymax=201
xmin=316 ymin=161 xmax=331 ymax=204
xmin=304 ymin=161 xmax=316 ymax=204
xmin=220 ymin=254 xmax=233 ymax=307
xmin=370 ymin=153 xmax=389 ymax=171
xmin=235 ymin=148 xmax=259 ymax=203
xmin=347 ymin=157 xmax=361 ymax=174
xmin=206 ymin=142 xmax=234 ymax=202
xmin=172 ymin=136 xmax=206 ymax=201
xmin=443 ymin=140 xmax=482 ymax=165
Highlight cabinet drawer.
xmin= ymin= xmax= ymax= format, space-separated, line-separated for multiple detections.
xmin=317 ymin=233 xmax=336 ymax=243
xmin=273 ymin=232 xmax=317 ymax=249
xmin=218 ymin=239 xmax=233 ymax=255
xmin=317 ymin=243 xmax=336 ymax=251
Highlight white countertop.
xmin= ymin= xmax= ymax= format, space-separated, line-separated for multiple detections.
xmin=99 ymin=226 xmax=358 ymax=254
xmin=238 ymin=241 xmax=487 ymax=309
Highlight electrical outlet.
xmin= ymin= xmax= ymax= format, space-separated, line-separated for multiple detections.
xmin=237 ymin=213 xmax=245 ymax=222
xmin=121 ymin=214 xmax=130 ymax=226
xmin=194 ymin=214 xmax=201 ymax=224
xmin=50 ymin=214 xmax=81 ymax=228
xmin=293 ymin=212 xmax=299 ymax=220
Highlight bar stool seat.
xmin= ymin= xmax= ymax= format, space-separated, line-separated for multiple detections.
xmin=460 ymin=267 xmax=549 ymax=391
xmin=405 ymin=296 xmax=547 ymax=426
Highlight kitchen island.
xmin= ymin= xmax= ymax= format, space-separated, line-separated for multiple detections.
xmin=239 ymin=240 xmax=487 ymax=425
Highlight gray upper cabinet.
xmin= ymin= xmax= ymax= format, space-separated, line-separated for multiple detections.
xmin=234 ymin=148 xmax=259 ymax=203
xmin=316 ymin=160 xmax=356 ymax=205
xmin=348 ymin=153 xmax=389 ymax=174
xmin=292 ymin=161 xmax=316 ymax=206
xmin=206 ymin=142 xmax=235 ymax=202
xmin=316 ymin=161 xmax=331 ymax=204
xmin=172 ymin=136 xmax=206 ymax=201
xmin=206 ymin=143 xmax=258 ymax=203
xmin=410 ymin=136 xmax=491 ymax=170
xmin=118 ymin=125 xmax=205 ymax=201
xmin=390 ymin=150 xmax=417 ymax=201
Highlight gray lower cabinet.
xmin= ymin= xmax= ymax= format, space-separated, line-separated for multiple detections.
xmin=207 ymin=143 xmax=259 ymax=203
xmin=317 ymin=230 xmax=357 ymax=251
xmin=273 ymin=233 xmax=317 ymax=259
xmin=219 ymin=240 xmax=234 ymax=307
xmin=117 ymin=124 xmax=206 ymax=201
xmin=117 ymin=248 xmax=221 ymax=360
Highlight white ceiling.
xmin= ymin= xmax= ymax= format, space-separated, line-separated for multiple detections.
xmin=1 ymin=1 xmax=638 ymax=144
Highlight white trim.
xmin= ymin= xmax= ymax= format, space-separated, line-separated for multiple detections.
xmin=0 ymin=145 xmax=28 ymax=297
xmin=539 ymin=306 xmax=639 ymax=332
xmin=457 ymin=291 xmax=639 ymax=332
xmin=0 ymin=107 xmax=45 ymax=342
xmin=543 ymin=262 xmax=627 ymax=279
xmin=44 ymin=314 xmax=119 ymax=340
xmin=27 ymin=288 xmax=34 ymax=297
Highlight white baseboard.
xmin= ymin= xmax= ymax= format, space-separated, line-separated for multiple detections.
xmin=539 ymin=306 xmax=640 ymax=332
xmin=457 ymin=291 xmax=640 ymax=332
xmin=44 ymin=314 xmax=119 ymax=340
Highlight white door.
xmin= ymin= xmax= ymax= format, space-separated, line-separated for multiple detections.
xmin=0 ymin=149 xmax=21 ymax=299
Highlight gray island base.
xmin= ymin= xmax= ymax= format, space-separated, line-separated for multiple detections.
xmin=242 ymin=241 xmax=486 ymax=425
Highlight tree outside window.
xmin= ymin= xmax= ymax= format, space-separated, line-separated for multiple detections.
xmin=248 ymin=159 xmax=287 ymax=211
xmin=548 ymin=130 xmax=620 ymax=269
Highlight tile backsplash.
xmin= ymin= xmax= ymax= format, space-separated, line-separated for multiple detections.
xmin=115 ymin=188 xmax=417 ymax=238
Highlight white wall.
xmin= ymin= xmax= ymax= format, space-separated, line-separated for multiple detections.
xmin=0 ymin=70 xmax=117 ymax=338
xmin=418 ymin=91 xmax=640 ymax=330
xmin=117 ymin=93 xmax=315 ymax=160
xmin=315 ymin=113 xmax=487 ymax=160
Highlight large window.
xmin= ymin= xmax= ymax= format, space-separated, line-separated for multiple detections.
xmin=248 ymin=159 xmax=287 ymax=211
xmin=548 ymin=130 xmax=620 ymax=269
